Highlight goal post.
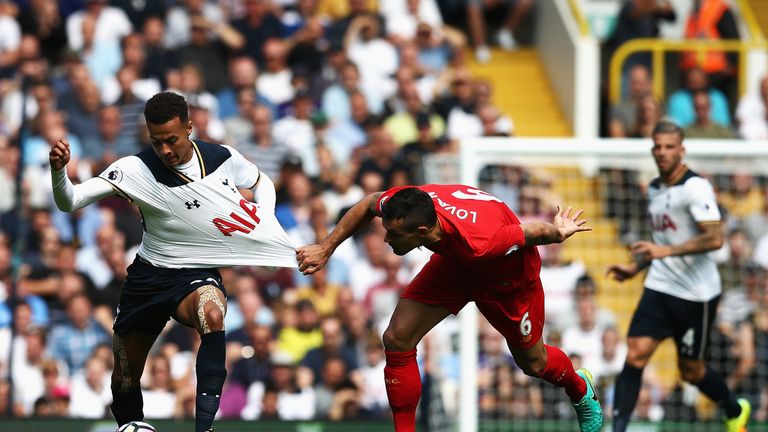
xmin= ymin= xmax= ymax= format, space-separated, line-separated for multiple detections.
xmin=435 ymin=137 xmax=768 ymax=432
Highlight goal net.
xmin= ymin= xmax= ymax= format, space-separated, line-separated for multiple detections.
xmin=420 ymin=138 xmax=768 ymax=432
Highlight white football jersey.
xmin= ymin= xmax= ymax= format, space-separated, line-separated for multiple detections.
xmin=644 ymin=168 xmax=721 ymax=301
xmin=98 ymin=140 xmax=296 ymax=268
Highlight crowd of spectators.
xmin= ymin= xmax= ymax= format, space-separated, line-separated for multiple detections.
xmin=605 ymin=0 xmax=768 ymax=141
xmin=0 ymin=0 xmax=765 ymax=427
xmin=0 ymin=0 xmax=527 ymax=425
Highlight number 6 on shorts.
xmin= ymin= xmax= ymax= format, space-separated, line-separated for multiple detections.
xmin=520 ymin=311 xmax=532 ymax=336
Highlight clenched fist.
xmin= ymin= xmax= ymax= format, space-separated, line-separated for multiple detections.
xmin=49 ymin=138 xmax=70 ymax=171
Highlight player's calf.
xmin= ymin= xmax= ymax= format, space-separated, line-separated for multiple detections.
xmin=111 ymin=334 xmax=143 ymax=425
xmin=193 ymin=286 xmax=227 ymax=432
xmin=677 ymin=358 xmax=706 ymax=383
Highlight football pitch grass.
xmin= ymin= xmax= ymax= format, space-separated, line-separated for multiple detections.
xmin=0 ymin=419 xmax=767 ymax=431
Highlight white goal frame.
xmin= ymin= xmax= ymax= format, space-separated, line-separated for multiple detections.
xmin=455 ymin=137 xmax=768 ymax=432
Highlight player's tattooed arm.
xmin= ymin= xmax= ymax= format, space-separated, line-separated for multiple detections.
xmin=323 ymin=191 xmax=382 ymax=249
xmin=630 ymin=221 xmax=723 ymax=259
xmin=297 ymin=192 xmax=382 ymax=274
xmin=521 ymin=205 xmax=590 ymax=246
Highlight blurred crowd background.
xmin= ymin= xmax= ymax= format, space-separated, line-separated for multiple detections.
xmin=0 ymin=0 xmax=766 ymax=428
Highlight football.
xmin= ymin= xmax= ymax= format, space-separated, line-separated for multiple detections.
xmin=116 ymin=421 xmax=158 ymax=432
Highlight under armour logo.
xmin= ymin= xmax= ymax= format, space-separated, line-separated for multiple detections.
xmin=185 ymin=200 xmax=201 ymax=209
xmin=222 ymin=178 xmax=236 ymax=193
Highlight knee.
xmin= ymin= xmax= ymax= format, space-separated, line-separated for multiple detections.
xmin=678 ymin=361 xmax=706 ymax=383
xmin=625 ymin=347 xmax=652 ymax=369
xmin=382 ymin=326 xmax=416 ymax=352
xmin=516 ymin=357 xmax=547 ymax=378
xmin=203 ymin=305 xmax=225 ymax=333
xmin=196 ymin=285 xmax=225 ymax=334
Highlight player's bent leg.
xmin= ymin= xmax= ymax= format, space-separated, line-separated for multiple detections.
xmin=679 ymin=358 xmax=745 ymax=428
xmin=510 ymin=339 xmax=585 ymax=401
xmin=382 ymin=299 xmax=451 ymax=432
xmin=510 ymin=339 xmax=601 ymax=432
xmin=111 ymin=331 xmax=159 ymax=426
xmin=612 ymin=336 xmax=659 ymax=432
xmin=177 ymin=285 xmax=228 ymax=432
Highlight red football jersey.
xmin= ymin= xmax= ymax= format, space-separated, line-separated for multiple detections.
xmin=376 ymin=184 xmax=542 ymax=284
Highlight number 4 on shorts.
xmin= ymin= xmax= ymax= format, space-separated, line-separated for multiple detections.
xmin=681 ymin=328 xmax=694 ymax=348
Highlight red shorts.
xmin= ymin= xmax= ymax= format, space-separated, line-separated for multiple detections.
xmin=402 ymin=254 xmax=544 ymax=349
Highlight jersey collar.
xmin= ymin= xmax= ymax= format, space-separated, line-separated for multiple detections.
xmin=171 ymin=141 xmax=207 ymax=184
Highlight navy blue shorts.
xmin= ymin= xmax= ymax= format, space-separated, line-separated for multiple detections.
xmin=113 ymin=255 xmax=225 ymax=335
xmin=628 ymin=288 xmax=720 ymax=359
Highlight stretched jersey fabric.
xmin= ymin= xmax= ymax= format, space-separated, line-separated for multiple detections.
xmin=376 ymin=184 xmax=540 ymax=284
xmin=98 ymin=140 xmax=296 ymax=268
xmin=644 ymin=167 xmax=721 ymax=302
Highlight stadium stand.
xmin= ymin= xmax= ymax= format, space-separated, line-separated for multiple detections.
xmin=0 ymin=0 xmax=767 ymax=431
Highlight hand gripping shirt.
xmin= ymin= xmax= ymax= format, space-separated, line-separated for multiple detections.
xmin=98 ymin=140 xmax=296 ymax=268
xmin=376 ymin=184 xmax=541 ymax=285
xmin=644 ymin=168 xmax=722 ymax=301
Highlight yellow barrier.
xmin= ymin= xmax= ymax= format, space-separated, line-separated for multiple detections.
xmin=736 ymin=0 xmax=766 ymax=42
xmin=566 ymin=0 xmax=590 ymax=37
xmin=609 ymin=39 xmax=752 ymax=104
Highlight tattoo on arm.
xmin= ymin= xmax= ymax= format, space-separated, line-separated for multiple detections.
xmin=668 ymin=222 xmax=723 ymax=256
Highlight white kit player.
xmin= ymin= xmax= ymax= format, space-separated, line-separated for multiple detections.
xmin=48 ymin=92 xmax=296 ymax=432
xmin=607 ymin=120 xmax=750 ymax=432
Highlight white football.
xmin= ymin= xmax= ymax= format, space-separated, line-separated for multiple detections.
xmin=116 ymin=421 xmax=158 ymax=432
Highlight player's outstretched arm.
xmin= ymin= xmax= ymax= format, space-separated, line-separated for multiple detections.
xmin=49 ymin=138 xmax=117 ymax=212
xmin=521 ymin=205 xmax=590 ymax=246
xmin=296 ymin=192 xmax=382 ymax=274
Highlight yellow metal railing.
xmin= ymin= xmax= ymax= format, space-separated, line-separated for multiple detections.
xmin=566 ymin=0 xmax=590 ymax=37
xmin=737 ymin=0 xmax=766 ymax=41
xmin=610 ymin=0 xmax=766 ymax=104
xmin=609 ymin=39 xmax=751 ymax=103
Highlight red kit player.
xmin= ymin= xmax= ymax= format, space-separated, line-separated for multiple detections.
xmin=296 ymin=184 xmax=603 ymax=431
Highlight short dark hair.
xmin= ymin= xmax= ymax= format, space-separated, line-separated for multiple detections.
xmin=574 ymin=275 xmax=597 ymax=297
xmin=652 ymin=119 xmax=684 ymax=140
xmin=382 ymin=187 xmax=437 ymax=231
xmin=144 ymin=92 xmax=189 ymax=125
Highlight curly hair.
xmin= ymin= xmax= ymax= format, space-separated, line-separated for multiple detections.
xmin=144 ymin=91 xmax=189 ymax=125
xmin=381 ymin=187 xmax=436 ymax=231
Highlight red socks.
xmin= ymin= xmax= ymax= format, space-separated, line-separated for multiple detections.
xmin=384 ymin=349 xmax=421 ymax=432
xmin=540 ymin=344 xmax=587 ymax=402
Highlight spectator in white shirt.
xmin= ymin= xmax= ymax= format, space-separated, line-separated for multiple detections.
xmin=66 ymin=0 xmax=132 ymax=52
xmin=344 ymin=14 xmax=399 ymax=103
xmin=141 ymin=355 xmax=177 ymax=419
xmin=358 ymin=337 xmax=388 ymax=416
xmin=165 ymin=0 xmax=225 ymax=49
xmin=11 ymin=329 xmax=47 ymax=416
xmin=272 ymin=89 xmax=318 ymax=176
xmin=257 ymin=39 xmax=295 ymax=107
xmin=68 ymin=355 xmax=112 ymax=418
xmin=736 ymin=75 xmax=768 ymax=140
xmin=241 ymin=351 xmax=316 ymax=420
xmin=0 ymin=1 xmax=21 ymax=78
